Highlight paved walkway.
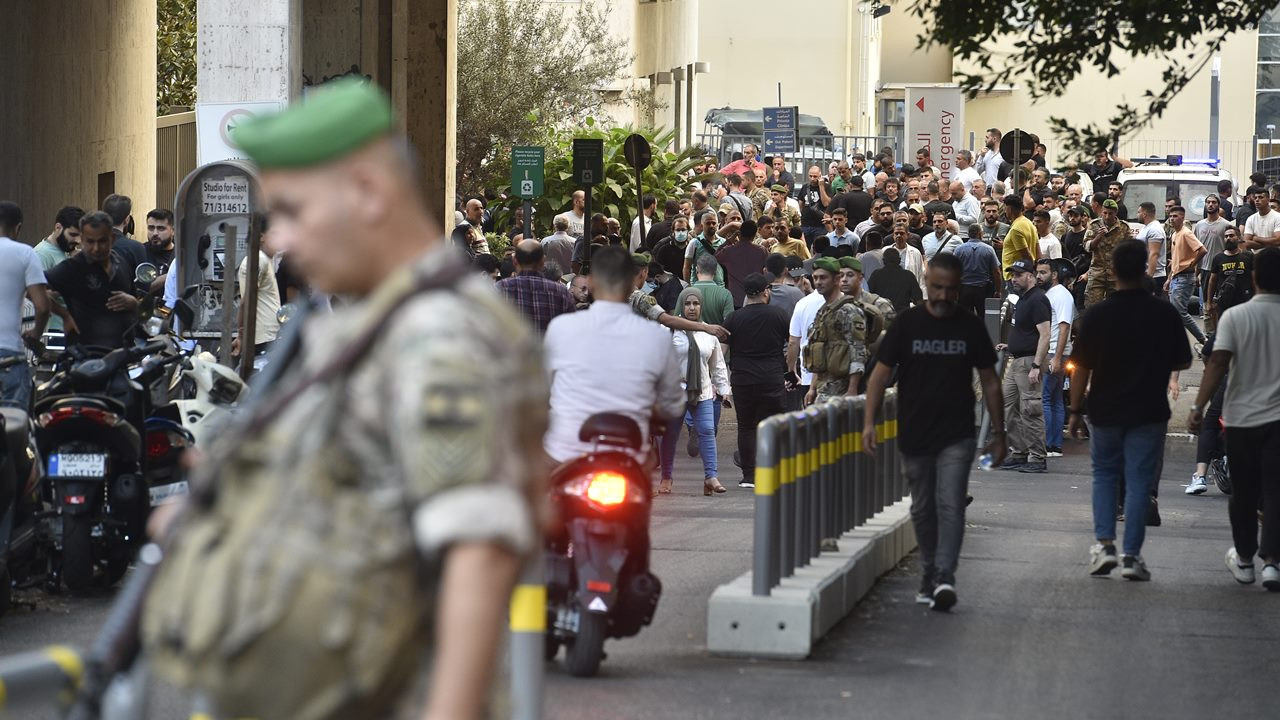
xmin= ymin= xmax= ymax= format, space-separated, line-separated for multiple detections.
xmin=545 ymin=412 xmax=1275 ymax=720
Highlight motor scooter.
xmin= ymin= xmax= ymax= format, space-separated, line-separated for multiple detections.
xmin=544 ymin=413 xmax=662 ymax=677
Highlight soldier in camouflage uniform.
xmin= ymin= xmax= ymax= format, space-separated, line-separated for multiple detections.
xmin=626 ymin=251 xmax=729 ymax=339
xmin=1083 ymin=199 xmax=1131 ymax=307
xmin=804 ymin=258 xmax=868 ymax=404
xmin=746 ymin=168 xmax=772 ymax=219
xmin=765 ymin=184 xmax=803 ymax=230
xmin=142 ymin=79 xmax=545 ymax=720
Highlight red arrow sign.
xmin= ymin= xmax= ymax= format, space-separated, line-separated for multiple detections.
xmin=915 ymin=98 xmax=925 ymax=112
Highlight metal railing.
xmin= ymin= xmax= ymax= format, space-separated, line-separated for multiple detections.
xmin=751 ymin=390 xmax=902 ymax=597
xmin=693 ymin=132 xmax=898 ymax=185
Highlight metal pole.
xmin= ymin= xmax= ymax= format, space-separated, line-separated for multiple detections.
xmin=635 ymin=162 xmax=645 ymax=252
xmin=509 ymin=555 xmax=545 ymax=720
xmin=237 ymin=221 xmax=262 ymax=381
xmin=673 ymin=73 xmax=683 ymax=152
xmin=753 ymin=418 xmax=780 ymax=596
xmin=777 ymin=82 xmax=782 ymax=106
xmin=217 ymin=225 xmax=238 ymax=367
xmin=1209 ymin=56 xmax=1221 ymax=160
xmin=686 ymin=64 xmax=694 ymax=150
xmin=522 ymin=199 xmax=533 ymax=241
xmin=582 ymin=185 xmax=594 ymax=273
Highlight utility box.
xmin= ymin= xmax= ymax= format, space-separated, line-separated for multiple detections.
xmin=173 ymin=160 xmax=263 ymax=339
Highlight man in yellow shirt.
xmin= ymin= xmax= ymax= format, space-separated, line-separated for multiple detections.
xmin=1001 ymin=194 xmax=1037 ymax=281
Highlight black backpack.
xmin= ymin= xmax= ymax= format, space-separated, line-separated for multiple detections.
xmin=1215 ymin=271 xmax=1252 ymax=312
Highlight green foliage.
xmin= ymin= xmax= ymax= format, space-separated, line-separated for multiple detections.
xmin=490 ymin=125 xmax=711 ymax=238
xmin=456 ymin=0 xmax=631 ymax=197
xmin=157 ymin=0 xmax=197 ymax=115
xmin=910 ymin=0 xmax=1271 ymax=161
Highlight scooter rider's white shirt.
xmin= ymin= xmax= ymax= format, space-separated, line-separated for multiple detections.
xmin=0 ymin=236 xmax=46 ymax=353
xmin=543 ymin=300 xmax=686 ymax=463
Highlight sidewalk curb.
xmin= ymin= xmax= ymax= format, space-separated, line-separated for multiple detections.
xmin=706 ymin=499 xmax=916 ymax=659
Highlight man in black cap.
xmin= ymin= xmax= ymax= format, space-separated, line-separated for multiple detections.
xmin=997 ymin=259 xmax=1052 ymax=472
xmin=723 ymin=272 xmax=790 ymax=488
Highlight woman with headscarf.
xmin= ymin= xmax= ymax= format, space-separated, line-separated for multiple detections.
xmin=657 ymin=286 xmax=733 ymax=496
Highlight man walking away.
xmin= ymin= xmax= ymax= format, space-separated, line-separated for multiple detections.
xmin=1037 ymin=259 xmax=1074 ymax=458
xmin=953 ymin=224 xmax=1002 ymax=316
xmin=1069 ymin=240 xmax=1192 ymax=582
xmin=723 ymin=273 xmax=790 ymax=488
xmin=496 ymin=239 xmax=576 ymax=334
xmin=998 ymin=260 xmax=1051 ymax=472
xmin=1189 ymin=247 xmax=1280 ymax=590
xmin=863 ymin=252 xmax=1005 ymax=611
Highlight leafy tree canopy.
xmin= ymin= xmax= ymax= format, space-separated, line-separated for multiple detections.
xmin=158 ymin=0 xmax=197 ymax=115
xmin=911 ymin=0 xmax=1272 ymax=160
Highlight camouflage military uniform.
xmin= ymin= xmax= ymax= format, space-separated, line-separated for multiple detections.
xmin=767 ymin=202 xmax=803 ymax=231
xmin=749 ymin=187 xmax=771 ymax=219
xmin=1083 ymin=217 xmax=1130 ymax=307
xmin=628 ymin=288 xmax=665 ymax=321
xmin=811 ymin=299 xmax=868 ymax=402
xmin=144 ymin=248 xmax=547 ymax=720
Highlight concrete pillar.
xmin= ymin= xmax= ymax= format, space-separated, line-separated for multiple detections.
xmin=391 ymin=0 xmax=457 ymax=226
xmin=0 ymin=0 xmax=156 ymax=242
xmin=198 ymin=0 xmax=302 ymax=105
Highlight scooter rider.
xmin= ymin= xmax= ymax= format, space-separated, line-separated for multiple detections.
xmin=544 ymin=245 xmax=687 ymax=467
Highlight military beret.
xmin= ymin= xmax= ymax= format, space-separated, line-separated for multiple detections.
xmin=1102 ymin=199 xmax=1120 ymax=210
xmin=631 ymin=252 xmax=652 ymax=267
xmin=770 ymin=184 xmax=789 ymax=194
xmin=230 ymin=77 xmax=395 ymax=169
xmin=812 ymin=257 xmax=840 ymax=274
xmin=838 ymin=256 xmax=863 ymax=272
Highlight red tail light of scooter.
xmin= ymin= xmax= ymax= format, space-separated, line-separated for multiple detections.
xmin=38 ymin=406 xmax=120 ymax=428
xmin=560 ymin=471 xmax=646 ymax=509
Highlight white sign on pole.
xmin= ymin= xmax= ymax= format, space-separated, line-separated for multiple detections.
xmin=199 ymin=176 xmax=251 ymax=215
xmin=903 ymin=86 xmax=965 ymax=185
xmin=196 ymin=101 xmax=283 ymax=165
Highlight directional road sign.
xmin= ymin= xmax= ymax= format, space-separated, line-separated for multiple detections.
xmin=572 ymin=138 xmax=605 ymax=186
xmin=763 ymin=129 xmax=797 ymax=154
xmin=511 ymin=146 xmax=545 ymax=199
xmin=763 ymin=106 xmax=798 ymax=132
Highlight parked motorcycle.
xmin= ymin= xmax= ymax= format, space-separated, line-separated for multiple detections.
xmin=544 ymin=413 xmax=662 ymax=677
xmin=0 ymin=375 xmax=54 ymax=614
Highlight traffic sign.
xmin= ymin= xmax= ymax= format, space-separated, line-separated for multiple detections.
xmin=511 ymin=146 xmax=545 ymax=199
xmin=623 ymin=134 xmax=652 ymax=170
xmin=763 ymin=106 xmax=798 ymax=132
xmin=572 ymin=138 xmax=605 ymax=186
xmin=763 ymin=129 xmax=797 ymax=154
xmin=1000 ymin=129 xmax=1036 ymax=165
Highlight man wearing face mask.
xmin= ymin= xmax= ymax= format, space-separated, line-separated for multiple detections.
xmin=652 ymin=215 xmax=693 ymax=279
xmin=862 ymin=252 xmax=1005 ymax=611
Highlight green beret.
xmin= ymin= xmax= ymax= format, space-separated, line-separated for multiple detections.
xmin=812 ymin=257 xmax=840 ymax=274
xmin=230 ymin=77 xmax=395 ymax=169
xmin=838 ymin=256 xmax=863 ymax=272
xmin=1102 ymin=199 xmax=1120 ymax=210
xmin=631 ymin=252 xmax=652 ymax=267
xmin=770 ymin=184 xmax=789 ymax=194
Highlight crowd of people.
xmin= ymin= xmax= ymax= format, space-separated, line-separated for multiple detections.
xmin=454 ymin=133 xmax=1280 ymax=607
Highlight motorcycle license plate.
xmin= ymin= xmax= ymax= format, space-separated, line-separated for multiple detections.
xmin=49 ymin=453 xmax=107 ymax=478
xmin=149 ymin=480 xmax=189 ymax=507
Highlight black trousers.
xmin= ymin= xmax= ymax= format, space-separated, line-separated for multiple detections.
xmin=1226 ymin=419 xmax=1280 ymax=561
xmin=1195 ymin=379 xmax=1227 ymax=465
xmin=959 ymin=283 xmax=991 ymax=317
xmin=733 ymin=382 xmax=786 ymax=483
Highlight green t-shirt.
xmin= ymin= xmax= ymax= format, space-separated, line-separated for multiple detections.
xmin=33 ymin=240 xmax=68 ymax=331
xmin=690 ymin=280 xmax=735 ymax=326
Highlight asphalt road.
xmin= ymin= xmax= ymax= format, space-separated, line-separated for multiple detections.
xmin=1 ymin=401 xmax=1272 ymax=720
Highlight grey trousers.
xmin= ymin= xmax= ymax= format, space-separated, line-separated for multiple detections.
xmin=1003 ymin=355 xmax=1046 ymax=462
xmin=902 ymin=437 xmax=977 ymax=586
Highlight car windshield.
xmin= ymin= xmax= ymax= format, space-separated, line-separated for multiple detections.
xmin=1120 ymin=180 xmax=1220 ymax=223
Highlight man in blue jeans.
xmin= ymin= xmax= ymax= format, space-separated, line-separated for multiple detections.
xmin=863 ymin=252 xmax=1006 ymax=612
xmin=1069 ymin=240 xmax=1192 ymax=581
xmin=1037 ymin=259 xmax=1075 ymax=457
xmin=0 ymin=201 xmax=53 ymax=410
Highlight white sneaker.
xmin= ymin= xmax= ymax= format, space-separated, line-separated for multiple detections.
xmin=1263 ymin=564 xmax=1280 ymax=592
xmin=1089 ymin=543 xmax=1118 ymax=576
xmin=1226 ymin=547 xmax=1255 ymax=584
xmin=1185 ymin=475 xmax=1209 ymax=495
xmin=1121 ymin=555 xmax=1151 ymax=581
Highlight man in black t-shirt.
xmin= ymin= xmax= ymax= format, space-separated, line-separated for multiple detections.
xmin=864 ymin=253 xmax=1004 ymax=612
xmin=798 ymin=166 xmax=833 ymax=244
xmin=1068 ymin=240 xmax=1192 ymax=581
xmin=723 ymin=273 xmax=790 ymax=489
xmin=1206 ymin=227 xmax=1255 ymax=320
xmin=828 ymin=176 xmax=874 ymax=227
xmin=997 ymin=260 xmax=1052 ymax=472
xmin=45 ymin=212 xmax=139 ymax=350
xmin=1083 ymin=150 xmax=1131 ymax=192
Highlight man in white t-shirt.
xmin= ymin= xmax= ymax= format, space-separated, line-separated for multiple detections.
xmin=0 ymin=202 xmax=52 ymax=409
xmin=1033 ymin=210 xmax=1062 ymax=259
xmin=1243 ymin=188 xmax=1280 ymax=250
xmin=954 ymin=150 xmax=981 ymax=192
xmin=1188 ymin=246 xmax=1280 ymax=590
xmin=1135 ymin=202 xmax=1167 ymax=294
xmin=786 ymin=287 xmax=826 ymax=411
xmin=555 ymin=190 xmax=587 ymax=238
xmin=1037 ymin=258 xmax=1074 ymax=457
xmin=235 ymin=232 xmax=282 ymax=357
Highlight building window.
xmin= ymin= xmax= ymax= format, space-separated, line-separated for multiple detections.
xmin=1257 ymin=4 xmax=1280 ymax=141
xmin=880 ymin=99 xmax=904 ymax=157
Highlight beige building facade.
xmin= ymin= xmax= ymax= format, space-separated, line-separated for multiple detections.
xmin=0 ymin=0 xmax=157 ymax=243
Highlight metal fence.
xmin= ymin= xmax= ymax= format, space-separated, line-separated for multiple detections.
xmin=751 ymin=390 xmax=902 ymax=597
xmin=694 ymin=132 xmax=897 ymax=186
